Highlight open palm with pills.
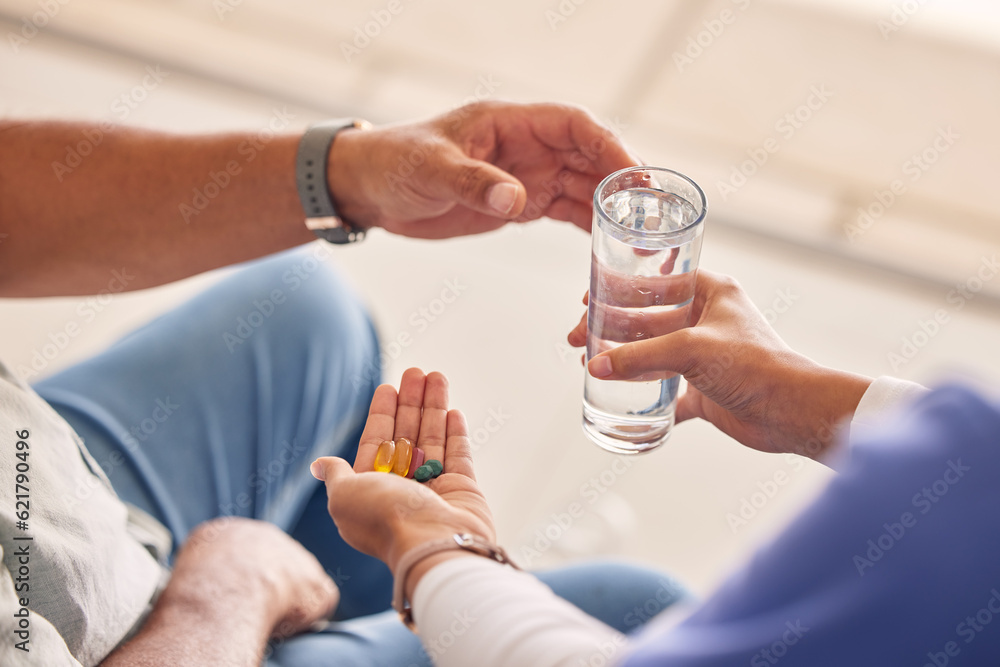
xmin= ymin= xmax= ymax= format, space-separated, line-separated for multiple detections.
xmin=310 ymin=368 xmax=495 ymax=576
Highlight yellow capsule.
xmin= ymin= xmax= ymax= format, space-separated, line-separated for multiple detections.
xmin=392 ymin=437 xmax=413 ymax=477
xmin=374 ymin=440 xmax=395 ymax=472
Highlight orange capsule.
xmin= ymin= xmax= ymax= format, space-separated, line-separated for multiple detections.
xmin=392 ymin=437 xmax=413 ymax=477
xmin=374 ymin=440 xmax=395 ymax=472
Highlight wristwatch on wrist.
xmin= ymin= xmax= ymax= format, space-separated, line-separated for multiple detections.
xmin=295 ymin=118 xmax=372 ymax=244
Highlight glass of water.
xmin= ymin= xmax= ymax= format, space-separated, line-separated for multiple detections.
xmin=583 ymin=167 xmax=707 ymax=455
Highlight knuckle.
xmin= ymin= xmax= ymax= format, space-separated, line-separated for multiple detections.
xmin=668 ymin=329 xmax=699 ymax=373
xmin=553 ymin=101 xmax=589 ymax=121
xmin=712 ymin=273 xmax=743 ymax=296
xmin=449 ymin=451 xmax=475 ymax=470
xmin=452 ymin=162 xmax=489 ymax=201
xmin=454 ymin=100 xmax=493 ymax=123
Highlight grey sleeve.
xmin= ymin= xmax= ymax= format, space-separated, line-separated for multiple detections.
xmin=0 ymin=544 xmax=83 ymax=667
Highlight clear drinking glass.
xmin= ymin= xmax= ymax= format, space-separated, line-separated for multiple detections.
xmin=583 ymin=167 xmax=707 ymax=455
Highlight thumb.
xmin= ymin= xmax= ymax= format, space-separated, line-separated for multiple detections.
xmin=587 ymin=329 xmax=698 ymax=382
xmin=675 ymin=384 xmax=706 ymax=425
xmin=429 ymin=152 xmax=526 ymax=218
xmin=310 ymin=456 xmax=354 ymax=484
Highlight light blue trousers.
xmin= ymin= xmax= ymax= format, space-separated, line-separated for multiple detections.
xmin=35 ymin=247 xmax=684 ymax=665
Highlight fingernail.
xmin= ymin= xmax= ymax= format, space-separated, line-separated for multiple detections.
xmin=589 ymin=356 xmax=613 ymax=378
xmin=310 ymin=459 xmax=325 ymax=481
xmin=487 ymin=182 xmax=518 ymax=216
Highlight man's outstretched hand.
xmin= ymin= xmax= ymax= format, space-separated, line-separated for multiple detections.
xmin=329 ymin=101 xmax=637 ymax=238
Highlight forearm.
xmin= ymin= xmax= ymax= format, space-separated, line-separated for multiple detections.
xmin=412 ymin=556 xmax=627 ymax=667
xmin=101 ymin=576 xmax=273 ymax=667
xmin=0 ymin=120 xmax=313 ymax=296
xmin=389 ymin=524 xmax=626 ymax=667
xmin=787 ymin=361 xmax=873 ymax=459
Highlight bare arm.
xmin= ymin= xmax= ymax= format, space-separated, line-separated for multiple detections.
xmin=0 ymin=121 xmax=311 ymax=296
xmin=101 ymin=518 xmax=338 ymax=667
xmin=101 ymin=579 xmax=274 ymax=667
xmin=0 ymin=102 xmax=636 ymax=297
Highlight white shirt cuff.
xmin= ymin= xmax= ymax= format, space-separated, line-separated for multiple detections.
xmin=821 ymin=376 xmax=928 ymax=470
xmin=412 ymin=556 xmax=628 ymax=667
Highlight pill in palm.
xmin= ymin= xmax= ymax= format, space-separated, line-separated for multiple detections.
xmin=374 ymin=440 xmax=395 ymax=472
xmin=425 ymin=459 xmax=444 ymax=477
xmin=414 ymin=464 xmax=434 ymax=482
xmin=406 ymin=447 xmax=425 ymax=478
xmin=392 ymin=437 xmax=413 ymax=477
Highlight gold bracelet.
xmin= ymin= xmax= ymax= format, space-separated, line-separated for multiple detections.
xmin=391 ymin=533 xmax=519 ymax=632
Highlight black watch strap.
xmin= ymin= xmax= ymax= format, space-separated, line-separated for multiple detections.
xmin=295 ymin=119 xmax=371 ymax=244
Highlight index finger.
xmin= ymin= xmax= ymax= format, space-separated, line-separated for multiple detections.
xmin=353 ymin=384 xmax=399 ymax=472
xmin=516 ymin=103 xmax=637 ymax=177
